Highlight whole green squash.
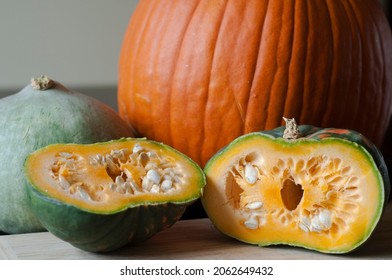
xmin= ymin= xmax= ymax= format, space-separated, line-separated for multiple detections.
xmin=0 ymin=76 xmax=134 ymax=234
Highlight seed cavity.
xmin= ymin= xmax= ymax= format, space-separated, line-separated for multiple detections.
xmin=281 ymin=177 xmax=303 ymax=211
xmin=228 ymin=153 xmax=362 ymax=235
xmin=50 ymin=144 xmax=183 ymax=202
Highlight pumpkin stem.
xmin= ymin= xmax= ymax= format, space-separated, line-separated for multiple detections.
xmin=283 ymin=117 xmax=301 ymax=139
xmin=31 ymin=75 xmax=54 ymax=90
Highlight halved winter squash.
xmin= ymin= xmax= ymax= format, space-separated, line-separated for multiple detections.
xmin=24 ymin=138 xmax=205 ymax=252
xmin=201 ymin=119 xmax=390 ymax=253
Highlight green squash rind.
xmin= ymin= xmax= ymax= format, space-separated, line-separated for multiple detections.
xmin=26 ymin=185 xmax=189 ymax=252
xmin=24 ymin=138 xmax=206 ymax=252
xmin=203 ymin=125 xmax=390 ymax=254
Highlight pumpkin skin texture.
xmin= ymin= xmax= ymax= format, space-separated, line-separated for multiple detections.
xmin=0 ymin=77 xmax=134 ymax=234
xmin=118 ymin=0 xmax=392 ymax=167
xmin=201 ymin=120 xmax=390 ymax=254
xmin=24 ymin=138 xmax=205 ymax=252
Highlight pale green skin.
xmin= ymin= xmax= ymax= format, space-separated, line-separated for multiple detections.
xmin=0 ymin=81 xmax=134 ymax=234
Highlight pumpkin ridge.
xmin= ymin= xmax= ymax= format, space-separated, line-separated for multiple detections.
xmin=199 ymin=0 xmax=229 ymax=165
xmin=343 ymin=0 xmax=363 ymax=129
xmin=300 ymin=0 xmax=320 ymax=124
xmin=261 ymin=0 xmax=280 ymax=130
xmin=118 ymin=0 xmax=154 ymax=137
xmin=224 ymin=1 xmax=250 ymax=129
xmin=250 ymin=0 xmax=283 ymax=130
xmin=149 ymin=0 xmax=176 ymax=142
xmin=264 ymin=0 xmax=284 ymax=127
xmin=137 ymin=2 xmax=167 ymax=140
xmin=363 ymin=0 xmax=384 ymax=144
xmin=340 ymin=0 xmax=362 ymax=129
xmin=165 ymin=1 xmax=201 ymax=148
xmin=346 ymin=0 xmax=384 ymax=144
xmin=285 ymin=0 xmax=307 ymax=123
xmin=274 ymin=0 xmax=296 ymax=126
xmin=243 ymin=0 xmax=269 ymax=133
xmin=356 ymin=0 xmax=379 ymax=142
xmin=380 ymin=20 xmax=392 ymax=146
xmin=320 ymin=0 xmax=340 ymax=128
xmin=331 ymin=0 xmax=354 ymax=126
xmin=363 ymin=0 xmax=391 ymax=143
xmin=167 ymin=0 xmax=211 ymax=162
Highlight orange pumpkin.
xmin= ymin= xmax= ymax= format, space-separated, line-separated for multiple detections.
xmin=118 ymin=0 xmax=392 ymax=167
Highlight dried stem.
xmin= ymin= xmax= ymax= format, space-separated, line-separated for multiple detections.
xmin=283 ymin=117 xmax=301 ymax=139
xmin=31 ymin=75 xmax=54 ymax=90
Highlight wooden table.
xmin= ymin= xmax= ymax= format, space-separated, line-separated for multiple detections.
xmin=1 ymin=202 xmax=392 ymax=260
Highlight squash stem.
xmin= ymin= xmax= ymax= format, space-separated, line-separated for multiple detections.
xmin=283 ymin=117 xmax=301 ymax=139
xmin=31 ymin=75 xmax=54 ymax=90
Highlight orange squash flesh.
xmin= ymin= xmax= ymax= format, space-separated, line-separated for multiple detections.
xmin=26 ymin=138 xmax=204 ymax=214
xmin=202 ymin=133 xmax=385 ymax=253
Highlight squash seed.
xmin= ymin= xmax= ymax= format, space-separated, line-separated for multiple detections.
xmin=318 ymin=209 xmax=332 ymax=229
xmin=132 ymin=143 xmax=144 ymax=153
xmin=142 ymin=176 xmax=153 ymax=191
xmin=245 ymin=201 xmax=263 ymax=210
xmin=150 ymin=184 xmax=160 ymax=193
xmin=115 ymin=175 xmax=125 ymax=186
xmin=244 ymin=215 xmax=258 ymax=229
xmin=59 ymin=175 xmax=70 ymax=189
xmin=161 ymin=179 xmax=173 ymax=191
xmin=146 ymin=169 xmax=161 ymax=185
xmin=244 ymin=163 xmax=258 ymax=185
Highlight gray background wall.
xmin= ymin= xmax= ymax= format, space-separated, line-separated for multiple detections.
xmin=0 ymin=0 xmax=139 ymax=110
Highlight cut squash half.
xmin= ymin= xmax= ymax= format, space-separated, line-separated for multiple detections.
xmin=202 ymin=119 xmax=390 ymax=254
xmin=24 ymin=138 xmax=205 ymax=252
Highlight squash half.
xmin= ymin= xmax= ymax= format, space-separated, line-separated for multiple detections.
xmin=202 ymin=120 xmax=390 ymax=253
xmin=24 ymin=138 xmax=205 ymax=252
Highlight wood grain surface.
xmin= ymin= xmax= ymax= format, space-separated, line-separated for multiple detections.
xmin=1 ymin=202 xmax=391 ymax=260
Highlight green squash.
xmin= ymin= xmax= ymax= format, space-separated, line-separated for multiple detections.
xmin=0 ymin=76 xmax=134 ymax=233
xmin=201 ymin=118 xmax=390 ymax=253
xmin=24 ymin=138 xmax=205 ymax=252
